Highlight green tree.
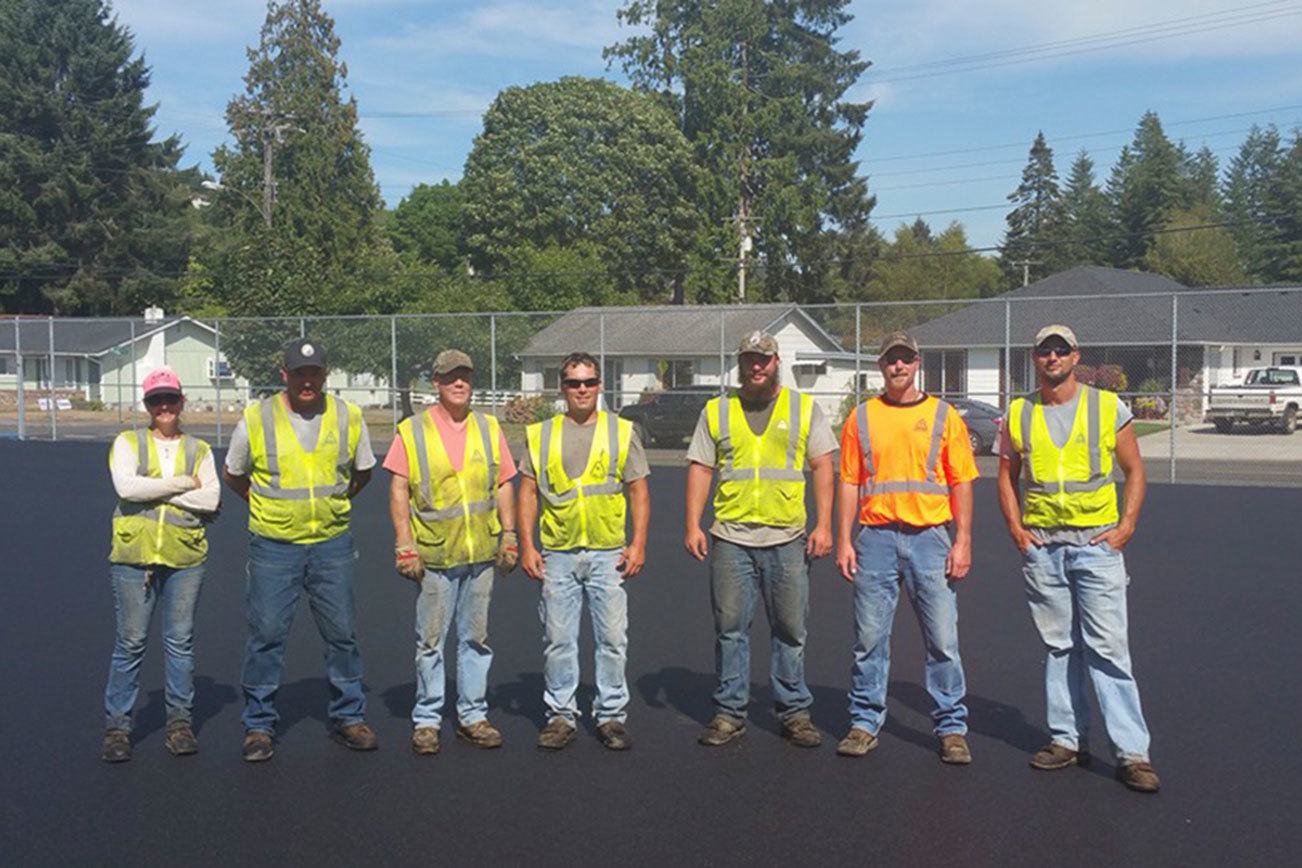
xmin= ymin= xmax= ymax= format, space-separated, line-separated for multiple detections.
xmin=1049 ymin=149 xmax=1111 ymax=270
xmin=606 ymin=0 xmax=875 ymax=303
xmin=0 ymin=0 xmax=198 ymax=314
xmin=1258 ymin=131 xmax=1302 ymax=282
xmin=1179 ymin=144 xmax=1221 ymax=212
xmin=1143 ymin=205 xmax=1246 ymax=286
xmin=1106 ymin=111 xmax=1183 ymax=268
xmin=1001 ymin=131 xmax=1061 ymax=286
xmin=387 ymin=180 xmax=464 ymax=272
xmin=865 ymin=221 xmax=1002 ymax=301
xmin=461 ymin=77 xmax=700 ymax=306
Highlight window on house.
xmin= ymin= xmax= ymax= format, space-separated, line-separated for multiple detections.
xmin=0 ymin=355 xmax=9 ymax=375
xmin=65 ymin=358 xmax=76 ymax=385
xmin=924 ymin=350 xmax=967 ymax=398
xmin=543 ymin=366 xmax=561 ymax=393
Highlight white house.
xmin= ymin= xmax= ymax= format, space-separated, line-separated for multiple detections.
xmin=517 ymin=303 xmax=879 ymax=417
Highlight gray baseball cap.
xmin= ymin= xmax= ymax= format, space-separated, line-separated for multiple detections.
xmin=737 ymin=330 xmax=779 ymax=355
xmin=433 ymin=349 xmax=474 ymax=375
xmin=283 ymin=339 xmax=327 ymax=371
xmin=1034 ymin=324 xmax=1079 ymax=349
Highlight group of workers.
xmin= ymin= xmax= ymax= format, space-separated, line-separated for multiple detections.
xmin=100 ymin=322 xmax=1160 ymax=793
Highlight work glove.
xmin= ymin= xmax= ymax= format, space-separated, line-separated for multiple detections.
xmin=495 ymin=530 xmax=519 ymax=573
xmin=395 ymin=544 xmax=424 ymax=582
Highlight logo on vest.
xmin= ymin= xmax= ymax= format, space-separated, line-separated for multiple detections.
xmin=913 ymin=419 xmax=928 ymax=432
xmin=1074 ymin=433 xmax=1087 ymax=445
xmin=776 ymin=420 xmax=788 ymax=431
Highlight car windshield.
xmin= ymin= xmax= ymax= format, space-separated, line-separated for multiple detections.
xmin=1246 ymin=369 xmax=1299 ymax=385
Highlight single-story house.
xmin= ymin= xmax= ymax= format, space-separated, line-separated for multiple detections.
xmin=906 ymin=266 xmax=1302 ymax=416
xmin=517 ymin=303 xmax=879 ymax=416
xmin=0 ymin=309 xmax=391 ymax=410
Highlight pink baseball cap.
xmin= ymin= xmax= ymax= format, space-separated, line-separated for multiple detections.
xmin=142 ymin=367 xmax=183 ymax=398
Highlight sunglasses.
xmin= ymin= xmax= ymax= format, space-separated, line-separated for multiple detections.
xmin=562 ymin=377 xmax=601 ymax=389
xmin=437 ymin=371 xmax=473 ymax=384
xmin=1035 ymin=346 xmax=1074 ymax=358
xmin=145 ymin=393 xmax=181 ymax=407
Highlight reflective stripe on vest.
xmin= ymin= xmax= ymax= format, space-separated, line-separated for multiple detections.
xmin=409 ymin=410 xmax=498 ymax=521
xmin=537 ymin=410 xmax=623 ymax=503
xmin=251 ymin=395 xmax=351 ymax=500
xmin=717 ymin=387 xmax=806 ymax=482
xmin=528 ymin=412 xmax=631 ymax=550
xmin=1017 ymin=387 xmax=1111 ymax=493
xmin=109 ymin=430 xmax=209 ymax=567
xmin=708 ymin=387 xmax=811 ymax=527
xmin=855 ymin=397 xmax=951 ymax=497
xmin=1009 ymin=386 xmax=1119 ymax=527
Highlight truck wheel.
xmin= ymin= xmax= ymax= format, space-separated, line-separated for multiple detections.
xmin=1213 ymin=418 xmax=1233 ymax=434
xmin=968 ymin=430 xmax=983 ymax=454
xmin=634 ymin=422 xmax=654 ymax=448
xmin=1281 ymin=406 xmax=1297 ymax=434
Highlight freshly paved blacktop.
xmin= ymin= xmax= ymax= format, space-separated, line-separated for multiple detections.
xmin=3 ymin=441 xmax=1299 ymax=866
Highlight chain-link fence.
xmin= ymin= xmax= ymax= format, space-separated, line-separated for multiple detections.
xmin=4 ymin=288 xmax=1301 ymax=486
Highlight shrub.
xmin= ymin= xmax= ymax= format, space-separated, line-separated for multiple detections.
xmin=502 ymin=395 xmax=553 ymax=424
xmin=836 ymin=388 xmax=880 ymax=428
xmin=1074 ymin=363 xmax=1127 ymax=392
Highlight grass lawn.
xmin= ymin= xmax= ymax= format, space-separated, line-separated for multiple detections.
xmin=1133 ymin=421 xmax=1170 ymax=438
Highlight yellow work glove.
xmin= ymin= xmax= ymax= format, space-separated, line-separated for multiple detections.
xmin=395 ymin=544 xmax=424 ymax=582
xmin=496 ymin=531 xmax=519 ymax=573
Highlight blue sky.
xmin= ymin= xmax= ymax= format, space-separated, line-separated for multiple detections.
xmin=113 ymin=0 xmax=1302 ymax=249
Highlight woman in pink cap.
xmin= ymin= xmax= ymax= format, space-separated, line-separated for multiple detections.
xmin=101 ymin=367 xmax=220 ymax=763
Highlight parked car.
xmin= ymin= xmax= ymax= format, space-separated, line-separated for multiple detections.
xmin=1207 ymin=366 xmax=1302 ymax=434
xmin=619 ymin=386 xmax=714 ymax=447
xmin=949 ymin=397 xmax=1003 ymax=455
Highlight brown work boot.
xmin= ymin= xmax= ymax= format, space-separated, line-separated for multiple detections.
xmin=1030 ymin=742 xmax=1091 ymax=770
xmin=697 ymin=714 xmax=746 ymax=747
xmin=333 ymin=722 xmax=378 ymax=751
xmin=457 ymin=719 xmax=504 ymax=749
xmin=242 ymin=730 xmax=274 ymax=763
xmin=164 ymin=720 xmax=198 ymax=756
xmin=781 ymin=714 xmax=824 ymax=749
xmin=101 ymin=729 xmax=131 ymax=763
xmin=596 ymin=720 xmax=632 ymax=751
xmin=411 ymin=726 xmax=441 ymax=756
xmin=1118 ymin=759 xmax=1161 ymax=793
xmin=939 ymin=733 xmax=972 ymax=765
xmin=536 ymin=717 xmax=576 ymax=751
xmin=836 ymin=727 xmax=879 ymax=757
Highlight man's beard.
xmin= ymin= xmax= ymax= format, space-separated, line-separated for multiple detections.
xmin=740 ymin=368 xmax=780 ymax=396
xmin=1041 ymin=367 xmax=1071 ymax=386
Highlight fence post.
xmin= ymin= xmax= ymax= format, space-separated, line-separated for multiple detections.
xmin=129 ymin=320 xmax=137 ymax=430
xmin=489 ymin=314 xmax=497 ymax=417
xmin=390 ymin=315 xmax=398 ymax=429
xmin=214 ymin=320 xmax=223 ymax=448
xmin=299 ymin=317 xmax=306 ymax=339
xmin=1004 ymin=299 xmax=1013 ymax=408
xmin=719 ymin=309 xmax=726 ymax=396
xmin=1169 ymin=293 xmax=1178 ymax=484
xmin=47 ymin=316 xmax=56 ymax=441
xmin=14 ymin=318 xmax=24 ymax=441
xmin=854 ymin=304 xmax=862 ymax=404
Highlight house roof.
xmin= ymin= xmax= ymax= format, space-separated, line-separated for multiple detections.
xmin=0 ymin=317 xmax=208 ymax=357
xmin=906 ymin=266 xmax=1302 ymax=348
xmin=518 ymin=304 xmax=845 ymax=358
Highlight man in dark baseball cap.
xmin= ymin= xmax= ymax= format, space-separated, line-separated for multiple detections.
xmin=284 ymin=339 xmax=329 ymax=372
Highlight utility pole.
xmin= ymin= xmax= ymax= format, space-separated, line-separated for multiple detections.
xmin=234 ymin=107 xmax=298 ymax=228
xmin=1010 ymin=259 xmax=1043 ymax=287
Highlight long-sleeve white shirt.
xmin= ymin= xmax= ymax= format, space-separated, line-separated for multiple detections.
xmin=109 ymin=431 xmax=221 ymax=513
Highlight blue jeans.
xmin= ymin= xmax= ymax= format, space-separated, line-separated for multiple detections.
xmin=240 ymin=531 xmax=365 ymax=733
xmin=1022 ymin=542 xmax=1151 ymax=761
xmin=710 ymin=537 xmax=812 ymax=722
xmin=850 ymin=524 xmax=968 ymax=736
xmin=540 ymin=548 xmax=629 ymax=724
xmin=104 ymin=563 xmax=205 ymax=732
xmin=413 ymin=561 xmax=495 ymax=728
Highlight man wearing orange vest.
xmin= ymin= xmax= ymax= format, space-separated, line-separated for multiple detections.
xmin=835 ymin=331 xmax=979 ymax=763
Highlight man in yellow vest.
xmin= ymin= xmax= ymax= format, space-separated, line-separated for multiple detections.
xmin=223 ymin=339 xmax=376 ymax=762
xmin=997 ymin=324 xmax=1160 ymax=793
xmin=518 ymin=352 xmax=650 ymax=751
xmin=684 ymin=331 xmax=836 ymax=749
xmin=834 ymin=331 xmax=978 ymax=764
xmin=386 ymin=349 xmax=518 ymax=755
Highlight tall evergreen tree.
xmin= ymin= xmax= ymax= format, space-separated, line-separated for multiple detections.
xmin=1258 ymin=131 xmax=1302 ymax=282
xmin=1001 ymin=131 xmax=1060 ymax=285
xmin=1223 ymin=124 xmax=1284 ymax=280
xmin=1179 ymin=144 xmax=1221 ymax=212
xmin=606 ymin=0 xmax=875 ymax=303
xmin=1051 ymin=150 xmax=1110 ymax=270
xmin=1106 ymin=111 xmax=1183 ymax=268
xmin=0 ymin=0 xmax=197 ymax=314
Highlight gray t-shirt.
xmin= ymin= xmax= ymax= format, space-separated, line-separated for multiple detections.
xmin=685 ymin=394 xmax=838 ymax=547
xmin=224 ymin=397 xmax=377 ymax=476
xmin=999 ymin=389 xmax=1133 ymax=545
xmin=518 ymin=415 xmax=650 ymax=483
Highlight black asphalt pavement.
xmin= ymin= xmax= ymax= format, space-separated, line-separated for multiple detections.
xmin=2 ymin=440 xmax=1298 ymax=866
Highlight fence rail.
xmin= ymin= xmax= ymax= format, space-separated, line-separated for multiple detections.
xmin=4 ymin=289 xmax=1302 ymax=486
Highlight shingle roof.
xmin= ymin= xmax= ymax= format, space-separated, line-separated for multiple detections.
xmin=906 ymin=266 xmax=1302 ymax=347
xmin=0 ymin=317 xmax=198 ymax=355
xmin=518 ymin=304 xmax=844 ymax=358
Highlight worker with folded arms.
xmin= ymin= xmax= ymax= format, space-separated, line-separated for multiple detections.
xmin=101 ymin=368 xmax=220 ymax=763
xmin=386 ymin=349 xmax=517 ymax=755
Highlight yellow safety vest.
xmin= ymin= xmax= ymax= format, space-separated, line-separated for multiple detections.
xmin=245 ymin=394 xmax=363 ymax=544
xmin=1008 ymin=385 xmax=1120 ymax=527
xmin=399 ymin=410 xmax=502 ymax=568
xmin=109 ymin=430 xmax=209 ymax=568
xmin=526 ymin=412 xmax=632 ymax=551
xmin=705 ymin=387 xmax=813 ymax=527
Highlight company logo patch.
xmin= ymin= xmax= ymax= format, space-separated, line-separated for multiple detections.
xmin=914 ymin=419 xmax=928 ymax=432
xmin=300 ymin=343 xmax=315 ymax=357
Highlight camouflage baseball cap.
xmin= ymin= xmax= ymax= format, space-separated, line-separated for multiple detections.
xmin=877 ymin=331 xmax=919 ymax=356
xmin=1034 ymin=324 xmax=1078 ymax=349
xmin=737 ymin=330 xmax=779 ymax=355
xmin=433 ymin=349 xmax=474 ymax=375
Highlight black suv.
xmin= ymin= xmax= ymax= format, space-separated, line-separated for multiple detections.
xmin=619 ymin=387 xmax=715 ymax=447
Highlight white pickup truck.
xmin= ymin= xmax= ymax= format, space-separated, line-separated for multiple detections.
xmin=1207 ymin=367 xmax=1302 ymax=433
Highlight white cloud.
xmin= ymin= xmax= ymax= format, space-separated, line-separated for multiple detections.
xmin=371 ymin=1 xmax=624 ymax=59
